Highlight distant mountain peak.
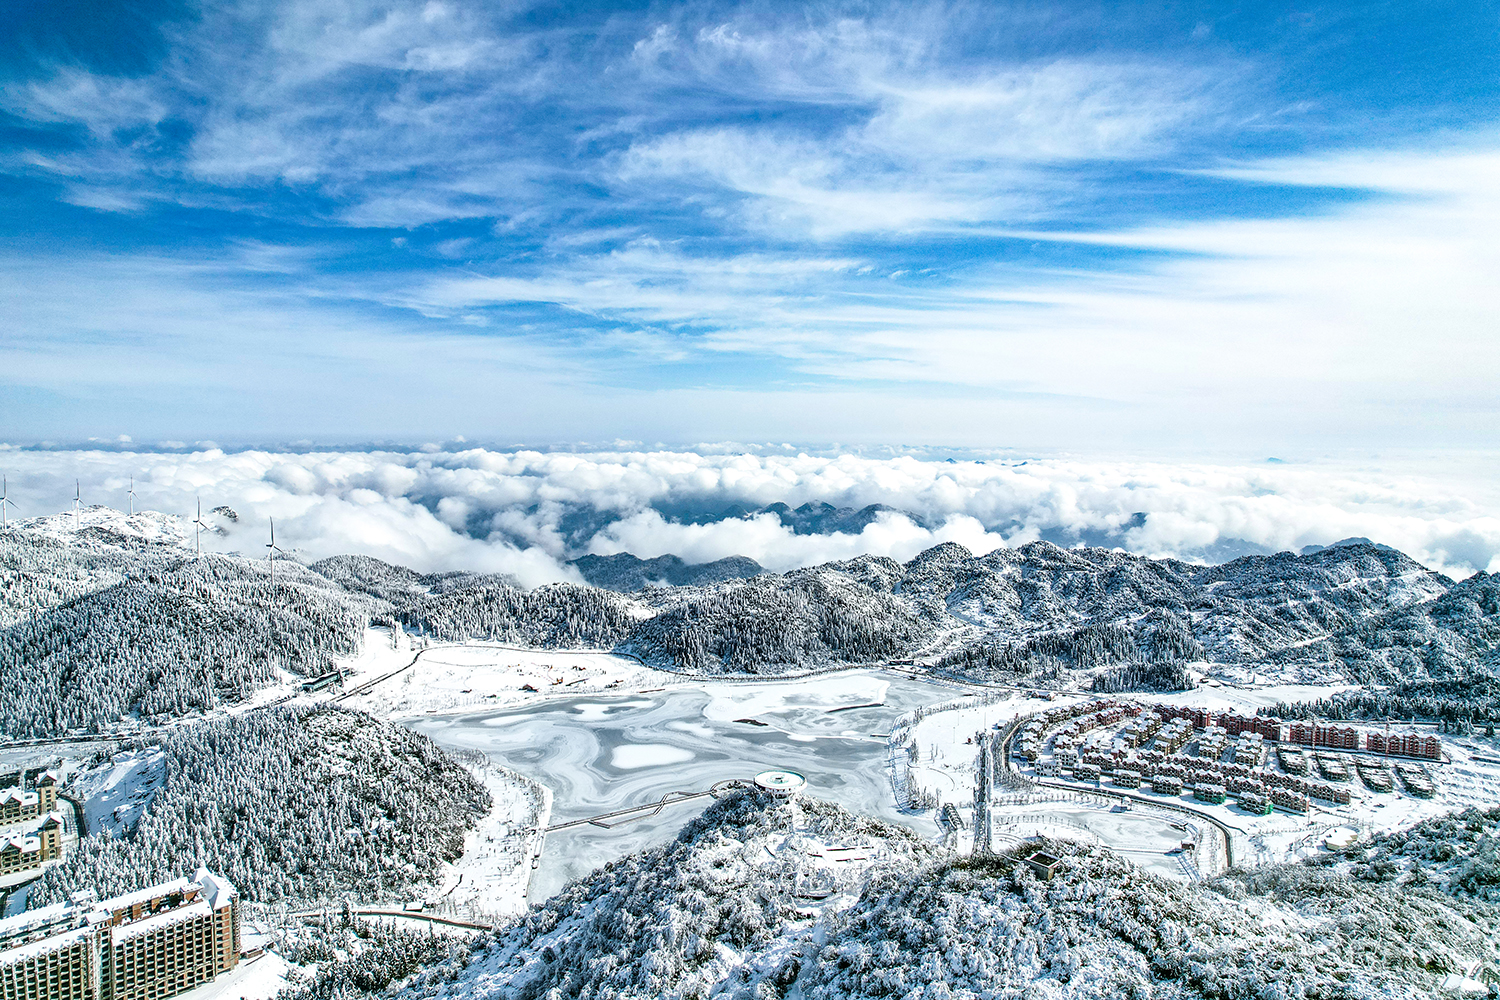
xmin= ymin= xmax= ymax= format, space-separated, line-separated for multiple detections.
xmin=1300 ymin=536 xmax=1400 ymax=556
xmin=570 ymin=552 xmax=763 ymax=592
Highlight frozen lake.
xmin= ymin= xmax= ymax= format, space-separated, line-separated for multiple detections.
xmin=405 ymin=671 xmax=958 ymax=901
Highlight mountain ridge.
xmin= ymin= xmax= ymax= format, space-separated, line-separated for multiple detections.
xmin=4 ymin=510 xmax=1498 ymax=737
xmin=360 ymin=792 xmax=1500 ymax=1000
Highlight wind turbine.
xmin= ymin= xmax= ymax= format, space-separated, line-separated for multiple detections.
xmin=127 ymin=477 xmax=137 ymax=516
xmin=266 ymin=517 xmax=285 ymax=587
xmin=0 ymin=477 xmax=15 ymax=527
xmin=192 ymin=498 xmax=209 ymax=556
xmin=73 ymin=480 xmax=81 ymax=530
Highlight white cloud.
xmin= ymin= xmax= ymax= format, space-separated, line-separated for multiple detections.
xmin=398 ymin=144 xmax=1500 ymax=444
xmin=1 ymin=0 xmax=1232 ymax=233
xmin=0 ymin=2 xmax=1493 ymax=458
xmin=858 ymin=59 xmax=1209 ymax=163
xmin=588 ymin=508 xmax=1010 ymax=571
xmin=2 ymin=448 xmax=1497 ymax=590
xmin=614 ymin=15 xmax=1230 ymax=235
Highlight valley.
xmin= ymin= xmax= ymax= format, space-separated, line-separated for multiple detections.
xmin=3 ymin=510 xmax=1500 ymax=999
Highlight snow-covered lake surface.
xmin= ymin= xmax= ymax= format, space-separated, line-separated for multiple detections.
xmin=406 ymin=672 xmax=957 ymax=902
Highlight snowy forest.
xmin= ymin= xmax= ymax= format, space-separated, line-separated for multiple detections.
xmin=4 ymin=514 xmax=1500 ymax=738
xmin=29 ymin=705 xmax=490 ymax=906
xmin=278 ymin=924 xmax=480 ymax=1000
xmin=1265 ymin=675 xmax=1500 ymax=730
xmin=1089 ymin=660 xmax=1197 ymax=693
xmin=0 ymin=558 xmax=364 ymax=737
xmin=360 ymin=792 xmax=1500 ymax=1000
xmin=935 ymin=611 xmax=1202 ymax=685
xmin=624 ymin=572 xmax=928 ymax=673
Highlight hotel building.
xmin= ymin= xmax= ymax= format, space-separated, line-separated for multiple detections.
xmin=0 ymin=815 xmax=66 ymax=879
xmin=0 ymin=870 xmax=240 ymax=1000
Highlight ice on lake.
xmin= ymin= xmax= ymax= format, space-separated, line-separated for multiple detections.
xmin=611 ymin=744 xmax=695 ymax=769
xmin=405 ymin=671 xmax=950 ymax=901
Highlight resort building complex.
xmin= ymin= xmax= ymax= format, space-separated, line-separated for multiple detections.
xmin=0 ymin=774 xmax=67 ymax=879
xmin=0 ymin=871 xmax=241 ymax=1000
xmin=0 ymin=774 xmax=59 ymax=825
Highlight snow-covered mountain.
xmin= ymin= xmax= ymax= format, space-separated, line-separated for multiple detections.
xmin=30 ymin=705 xmax=491 ymax=907
xmin=1 ymin=514 xmax=367 ymax=737
xmin=361 ymin=791 xmax=1500 ymax=1000
xmin=4 ymin=510 xmax=1498 ymax=738
xmin=569 ymin=552 xmax=765 ymax=592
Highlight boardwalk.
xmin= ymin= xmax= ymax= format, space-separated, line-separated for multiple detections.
xmin=544 ymin=779 xmax=749 ymax=833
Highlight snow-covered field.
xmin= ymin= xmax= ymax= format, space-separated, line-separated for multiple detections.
xmin=324 ymin=637 xmax=678 ymax=909
xmin=333 ymin=635 xmax=669 ymax=718
xmin=1199 ymin=661 xmax=1355 ymax=688
xmin=71 ymin=746 xmax=164 ymax=837
xmin=423 ymin=762 xmax=551 ymax=920
xmin=990 ymin=803 xmax=1201 ymax=881
xmin=901 ymin=693 xmax=1078 ymax=803
xmin=1149 ymin=682 xmax=1364 ymax=714
xmin=0 ymin=744 xmax=112 ymax=775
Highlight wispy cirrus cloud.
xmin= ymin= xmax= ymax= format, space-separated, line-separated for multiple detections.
xmin=617 ymin=38 xmax=1227 ymax=235
xmin=1 ymin=0 xmax=1243 ymax=232
xmin=0 ymin=0 xmax=1495 ymax=454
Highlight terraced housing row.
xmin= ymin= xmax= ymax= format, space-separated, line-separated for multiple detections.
xmin=1013 ymin=699 xmax=1438 ymax=816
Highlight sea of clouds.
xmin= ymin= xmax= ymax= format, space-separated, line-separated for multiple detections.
xmin=2 ymin=446 xmax=1497 ymax=587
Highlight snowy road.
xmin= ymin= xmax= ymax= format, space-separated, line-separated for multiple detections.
xmin=405 ymin=672 xmax=955 ymax=902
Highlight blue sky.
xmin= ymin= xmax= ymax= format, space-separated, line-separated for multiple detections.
xmin=1 ymin=0 xmax=1497 ymax=451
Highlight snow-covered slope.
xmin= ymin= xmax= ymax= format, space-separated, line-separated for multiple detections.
xmin=5 ymin=513 xmax=1498 ymax=738
xmin=30 ymin=705 xmax=491 ymax=907
xmin=1 ymin=511 xmax=375 ymax=737
xmin=0 ymin=551 xmax=366 ymax=737
xmin=374 ymin=792 xmax=1500 ymax=1000
xmin=15 ymin=505 xmax=199 ymax=551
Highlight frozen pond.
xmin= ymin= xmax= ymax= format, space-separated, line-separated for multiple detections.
xmin=405 ymin=671 xmax=958 ymax=901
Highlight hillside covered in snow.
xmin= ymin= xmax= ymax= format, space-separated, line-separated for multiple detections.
xmin=362 ymin=792 xmax=1500 ymax=1000
xmin=313 ymin=534 xmax=1500 ymax=687
xmin=1 ymin=514 xmax=368 ymax=737
xmin=4 ymin=509 xmax=1499 ymax=737
xmin=28 ymin=704 xmax=490 ymax=907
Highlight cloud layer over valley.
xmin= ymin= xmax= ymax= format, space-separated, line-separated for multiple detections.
xmin=4 ymin=446 xmax=1496 ymax=587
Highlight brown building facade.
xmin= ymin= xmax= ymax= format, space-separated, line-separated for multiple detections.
xmin=0 ymin=816 xmax=66 ymax=878
xmin=0 ymin=871 xmax=240 ymax=1000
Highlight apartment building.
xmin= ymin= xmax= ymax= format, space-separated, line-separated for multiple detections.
xmin=0 ymin=775 xmax=60 ymax=825
xmin=1365 ymin=731 xmax=1442 ymax=760
xmin=0 ymin=816 xmax=65 ymax=877
xmin=0 ymin=870 xmax=240 ymax=1000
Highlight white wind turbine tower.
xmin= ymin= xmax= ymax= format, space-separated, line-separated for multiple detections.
xmin=127 ymin=477 xmax=137 ymax=516
xmin=266 ymin=517 xmax=285 ymax=588
xmin=0 ymin=477 xmax=16 ymax=527
xmin=73 ymin=480 xmax=81 ymax=530
xmin=192 ymin=498 xmax=209 ymax=556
